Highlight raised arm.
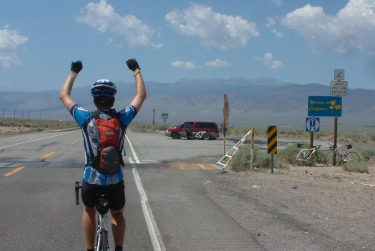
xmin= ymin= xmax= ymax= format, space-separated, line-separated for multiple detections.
xmin=126 ymin=59 xmax=147 ymax=113
xmin=60 ymin=61 xmax=82 ymax=111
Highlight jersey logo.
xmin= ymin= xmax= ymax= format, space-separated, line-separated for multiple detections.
xmin=104 ymin=131 xmax=115 ymax=136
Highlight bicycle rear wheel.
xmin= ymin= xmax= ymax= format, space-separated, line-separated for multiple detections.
xmin=325 ymin=152 xmax=342 ymax=166
xmin=288 ymin=151 xmax=304 ymax=166
xmin=311 ymin=152 xmax=326 ymax=167
xmin=345 ymin=152 xmax=360 ymax=162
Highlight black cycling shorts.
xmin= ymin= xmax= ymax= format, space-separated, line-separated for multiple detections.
xmin=81 ymin=180 xmax=125 ymax=211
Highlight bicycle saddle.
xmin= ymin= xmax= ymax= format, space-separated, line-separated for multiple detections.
xmin=96 ymin=197 xmax=109 ymax=215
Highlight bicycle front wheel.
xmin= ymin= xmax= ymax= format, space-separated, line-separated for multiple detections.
xmin=325 ymin=152 xmax=342 ymax=166
xmin=288 ymin=151 xmax=304 ymax=166
xmin=97 ymin=230 xmax=108 ymax=251
xmin=345 ymin=152 xmax=360 ymax=163
xmin=311 ymin=152 xmax=326 ymax=167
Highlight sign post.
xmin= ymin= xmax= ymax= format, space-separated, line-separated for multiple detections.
xmin=223 ymin=93 xmax=230 ymax=155
xmin=330 ymin=69 xmax=348 ymax=164
xmin=267 ymin=126 xmax=277 ymax=174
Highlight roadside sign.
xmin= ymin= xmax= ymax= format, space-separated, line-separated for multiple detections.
xmin=330 ymin=81 xmax=348 ymax=96
xmin=306 ymin=117 xmax=320 ymax=132
xmin=267 ymin=126 xmax=277 ymax=154
xmin=334 ymin=69 xmax=345 ymax=80
xmin=161 ymin=113 xmax=168 ymax=119
xmin=308 ymin=96 xmax=342 ymax=117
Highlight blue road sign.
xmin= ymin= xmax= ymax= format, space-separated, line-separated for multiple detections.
xmin=308 ymin=96 xmax=342 ymax=117
xmin=306 ymin=117 xmax=320 ymax=132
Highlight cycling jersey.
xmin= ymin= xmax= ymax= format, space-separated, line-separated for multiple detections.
xmin=70 ymin=104 xmax=136 ymax=186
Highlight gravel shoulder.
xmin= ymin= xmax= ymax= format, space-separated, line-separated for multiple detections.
xmin=179 ymin=154 xmax=375 ymax=250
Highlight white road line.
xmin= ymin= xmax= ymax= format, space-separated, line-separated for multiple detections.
xmin=126 ymin=135 xmax=165 ymax=251
xmin=198 ymin=164 xmax=206 ymax=169
xmin=0 ymin=131 xmax=75 ymax=150
xmin=126 ymin=135 xmax=140 ymax=164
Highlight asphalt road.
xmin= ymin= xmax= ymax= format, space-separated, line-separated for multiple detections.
xmin=0 ymin=129 xmax=343 ymax=250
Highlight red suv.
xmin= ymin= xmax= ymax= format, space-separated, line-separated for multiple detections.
xmin=165 ymin=121 xmax=220 ymax=140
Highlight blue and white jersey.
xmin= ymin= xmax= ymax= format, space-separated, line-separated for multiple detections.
xmin=70 ymin=104 xmax=136 ymax=186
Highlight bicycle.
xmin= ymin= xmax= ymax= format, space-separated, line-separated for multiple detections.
xmin=75 ymin=181 xmax=113 ymax=251
xmin=288 ymin=144 xmax=326 ymax=167
xmin=325 ymin=143 xmax=360 ymax=166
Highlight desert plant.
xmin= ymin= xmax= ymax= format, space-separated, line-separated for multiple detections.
xmin=231 ymin=145 xmax=277 ymax=171
xmin=0 ymin=118 xmax=78 ymax=136
xmin=341 ymin=161 xmax=369 ymax=173
xmin=356 ymin=147 xmax=375 ymax=161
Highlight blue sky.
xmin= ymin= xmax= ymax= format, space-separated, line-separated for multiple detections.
xmin=1 ymin=0 xmax=375 ymax=91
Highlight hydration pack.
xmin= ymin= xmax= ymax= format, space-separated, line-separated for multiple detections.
xmin=91 ymin=111 xmax=124 ymax=173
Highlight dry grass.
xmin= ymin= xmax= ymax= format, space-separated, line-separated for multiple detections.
xmin=0 ymin=118 xmax=78 ymax=136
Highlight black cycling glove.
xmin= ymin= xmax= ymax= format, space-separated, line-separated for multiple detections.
xmin=126 ymin=59 xmax=140 ymax=71
xmin=71 ymin=61 xmax=83 ymax=73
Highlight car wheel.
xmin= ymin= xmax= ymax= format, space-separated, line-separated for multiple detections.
xmin=203 ymin=133 xmax=210 ymax=140
xmin=171 ymin=132 xmax=179 ymax=139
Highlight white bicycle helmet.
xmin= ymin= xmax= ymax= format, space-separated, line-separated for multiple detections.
xmin=91 ymin=79 xmax=117 ymax=97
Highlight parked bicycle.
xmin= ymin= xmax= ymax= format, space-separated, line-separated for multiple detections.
xmin=75 ymin=181 xmax=112 ymax=251
xmin=325 ymin=143 xmax=360 ymax=166
xmin=288 ymin=144 xmax=326 ymax=167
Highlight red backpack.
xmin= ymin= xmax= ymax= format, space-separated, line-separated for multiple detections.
xmin=91 ymin=111 xmax=124 ymax=173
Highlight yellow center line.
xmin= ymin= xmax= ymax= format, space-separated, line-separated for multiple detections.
xmin=4 ymin=166 xmax=25 ymax=177
xmin=40 ymin=152 xmax=55 ymax=159
xmin=71 ymin=141 xmax=78 ymax=144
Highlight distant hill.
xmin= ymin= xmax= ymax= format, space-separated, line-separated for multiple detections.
xmin=0 ymin=77 xmax=374 ymax=128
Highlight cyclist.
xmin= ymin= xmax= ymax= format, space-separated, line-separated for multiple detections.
xmin=60 ymin=59 xmax=146 ymax=251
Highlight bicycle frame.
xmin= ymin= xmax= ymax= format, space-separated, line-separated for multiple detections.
xmin=301 ymin=150 xmax=314 ymax=162
xmin=326 ymin=143 xmax=359 ymax=166
xmin=289 ymin=144 xmax=325 ymax=167
xmin=75 ymin=182 xmax=113 ymax=251
xmin=96 ymin=209 xmax=111 ymax=251
xmin=296 ymin=144 xmax=317 ymax=164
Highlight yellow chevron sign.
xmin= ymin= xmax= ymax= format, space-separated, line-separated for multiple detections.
xmin=267 ymin=126 xmax=277 ymax=154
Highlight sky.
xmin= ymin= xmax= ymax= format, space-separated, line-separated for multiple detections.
xmin=1 ymin=0 xmax=375 ymax=91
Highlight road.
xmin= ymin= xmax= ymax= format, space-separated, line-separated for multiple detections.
xmin=0 ymin=129 xmax=347 ymax=250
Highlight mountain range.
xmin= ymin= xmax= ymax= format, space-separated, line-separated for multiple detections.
xmin=1 ymin=77 xmax=374 ymax=129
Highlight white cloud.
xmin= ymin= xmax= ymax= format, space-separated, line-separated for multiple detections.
xmin=0 ymin=25 xmax=28 ymax=68
xmin=271 ymin=0 xmax=282 ymax=7
xmin=205 ymin=59 xmax=232 ymax=68
xmin=281 ymin=0 xmax=375 ymax=54
xmin=266 ymin=18 xmax=283 ymax=38
xmin=151 ymin=43 xmax=164 ymax=49
xmin=165 ymin=3 xmax=259 ymax=49
xmin=171 ymin=60 xmax=197 ymax=69
xmin=255 ymin=53 xmax=284 ymax=69
xmin=76 ymin=0 xmax=163 ymax=48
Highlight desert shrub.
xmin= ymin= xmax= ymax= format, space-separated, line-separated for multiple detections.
xmin=231 ymin=145 xmax=278 ymax=171
xmin=341 ymin=161 xmax=369 ymax=173
xmin=0 ymin=118 xmax=78 ymax=136
xmin=356 ymin=148 xmax=375 ymax=161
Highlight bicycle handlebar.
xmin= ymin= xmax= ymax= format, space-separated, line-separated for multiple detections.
xmin=75 ymin=181 xmax=82 ymax=205
xmin=328 ymin=143 xmax=337 ymax=148
xmin=297 ymin=143 xmax=321 ymax=149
